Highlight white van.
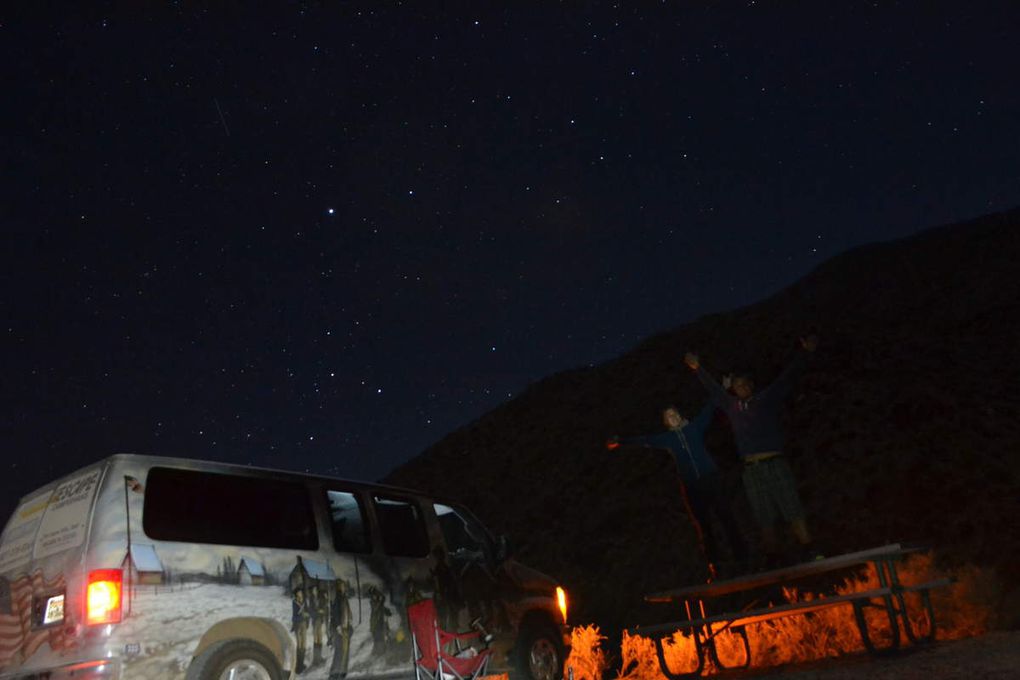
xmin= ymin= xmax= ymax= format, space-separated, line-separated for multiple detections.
xmin=0 ymin=455 xmax=569 ymax=680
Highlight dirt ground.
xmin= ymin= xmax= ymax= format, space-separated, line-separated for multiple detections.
xmin=738 ymin=630 xmax=1020 ymax=680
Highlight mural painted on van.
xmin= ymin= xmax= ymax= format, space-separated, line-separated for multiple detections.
xmin=84 ymin=460 xmax=492 ymax=680
xmin=89 ymin=551 xmax=417 ymax=679
xmin=0 ymin=457 xmax=535 ymax=680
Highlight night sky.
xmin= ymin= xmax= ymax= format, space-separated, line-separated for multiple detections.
xmin=4 ymin=3 xmax=1019 ymax=508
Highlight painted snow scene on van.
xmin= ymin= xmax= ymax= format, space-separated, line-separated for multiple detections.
xmin=85 ymin=459 xmax=445 ymax=679
xmin=1 ymin=456 xmax=535 ymax=679
xmin=108 ymin=572 xmax=417 ymax=679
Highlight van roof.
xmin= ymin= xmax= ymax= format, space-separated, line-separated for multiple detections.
xmin=16 ymin=453 xmax=432 ymax=505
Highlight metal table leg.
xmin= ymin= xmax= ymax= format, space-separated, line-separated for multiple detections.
xmin=705 ymin=624 xmax=750 ymax=671
xmin=653 ymin=630 xmax=706 ymax=680
xmin=885 ymin=556 xmax=937 ymax=644
xmin=853 ymin=558 xmax=901 ymax=655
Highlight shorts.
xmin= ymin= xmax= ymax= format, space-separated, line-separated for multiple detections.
xmin=741 ymin=455 xmax=804 ymax=527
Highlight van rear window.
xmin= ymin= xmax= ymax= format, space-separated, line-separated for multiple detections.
xmin=143 ymin=468 xmax=319 ymax=550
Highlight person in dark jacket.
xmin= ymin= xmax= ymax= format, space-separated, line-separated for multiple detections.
xmin=608 ymin=402 xmax=749 ymax=576
xmin=684 ymin=335 xmax=820 ymax=564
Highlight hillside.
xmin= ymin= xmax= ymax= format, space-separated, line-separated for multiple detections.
xmin=385 ymin=208 xmax=1020 ymax=633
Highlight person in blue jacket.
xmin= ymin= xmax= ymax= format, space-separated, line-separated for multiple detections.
xmin=608 ymin=402 xmax=749 ymax=576
xmin=684 ymin=335 xmax=820 ymax=565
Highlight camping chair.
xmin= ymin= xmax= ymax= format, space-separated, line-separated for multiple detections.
xmin=408 ymin=598 xmax=492 ymax=680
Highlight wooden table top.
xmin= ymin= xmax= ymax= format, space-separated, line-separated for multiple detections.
xmin=645 ymin=543 xmax=927 ymax=601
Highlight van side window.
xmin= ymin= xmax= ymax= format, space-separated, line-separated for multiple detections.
xmin=434 ymin=503 xmax=492 ymax=564
xmin=143 ymin=467 xmax=319 ymax=550
xmin=372 ymin=495 xmax=429 ymax=558
xmin=326 ymin=490 xmax=370 ymax=554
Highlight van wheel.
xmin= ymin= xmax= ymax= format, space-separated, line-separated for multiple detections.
xmin=516 ymin=621 xmax=564 ymax=680
xmin=187 ymin=639 xmax=283 ymax=680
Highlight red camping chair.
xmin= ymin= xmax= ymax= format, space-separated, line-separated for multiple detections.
xmin=408 ymin=598 xmax=492 ymax=680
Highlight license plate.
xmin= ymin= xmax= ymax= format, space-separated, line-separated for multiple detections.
xmin=43 ymin=594 xmax=64 ymax=625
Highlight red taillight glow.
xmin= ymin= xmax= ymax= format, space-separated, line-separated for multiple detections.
xmin=86 ymin=569 xmax=122 ymax=625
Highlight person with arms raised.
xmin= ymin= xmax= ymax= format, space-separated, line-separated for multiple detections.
xmin=685 ymin=335 xmax=821 ymax=567
xmin=609 ymin=402 xmax=749 ymax=579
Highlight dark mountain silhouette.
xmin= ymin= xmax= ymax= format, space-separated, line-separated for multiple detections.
xmin=385 ymin=208 xmax=1020 ymax=634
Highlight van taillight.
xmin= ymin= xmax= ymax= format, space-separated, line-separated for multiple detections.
xmin=86 ymin=569 xmax=122 ymax=625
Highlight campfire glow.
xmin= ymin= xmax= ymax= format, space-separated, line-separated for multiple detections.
xmin=564 ymin=554 xmax=996 ymax=679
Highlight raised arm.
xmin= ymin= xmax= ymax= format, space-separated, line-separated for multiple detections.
xmin=685 ymin=352 xmax=732 ymax=408
xmin=765 ymin=353 xmax=805 ymax=400
xmin=690 ymin=401 xmax=716 ymax=434
xmin=759 ymin=335 xmax=817 ymax=401
xmin=613 ymin=431 xmax=672 ymax=451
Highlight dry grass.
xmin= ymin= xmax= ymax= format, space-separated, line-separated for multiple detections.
xmin=564 ymin=625 xmax=609 ymax=680
xmin=572 ymin=555 xmax=998 ymax=679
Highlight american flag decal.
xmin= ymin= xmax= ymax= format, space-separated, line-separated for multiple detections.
xmin=0 ymin=570 xmax=68 ymax=668
xmin=0 ymin=578 xmax=10 ymax=616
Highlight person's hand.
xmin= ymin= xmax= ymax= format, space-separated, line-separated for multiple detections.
xmin=684 ymin=352 xmax=700 ymax=370
xmin=606 ymin=436 xmax=620 ymax=450
xmin=721 ymin=374 xmax=733 ymax=390
xmin=800 ymin=335 xmax=819 ymax=352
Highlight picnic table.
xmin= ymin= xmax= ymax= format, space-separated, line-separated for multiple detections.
xmin=626 ymin=543 xmax=952 ymax=678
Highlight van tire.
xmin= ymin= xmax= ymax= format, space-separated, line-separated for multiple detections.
xmin=515 ymin=620 xmax=564 ymax=680
xmin=187 ymin=639 xmax=283 ymax=680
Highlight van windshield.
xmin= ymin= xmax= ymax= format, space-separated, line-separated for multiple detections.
xmin=434 ymin=503 xmax=493 ymax=565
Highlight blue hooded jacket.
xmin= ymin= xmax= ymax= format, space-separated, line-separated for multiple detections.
xmin=618 ymin=402 xmax=719 ymax=484
xmin=695 ymin=353 xmax=807 ymax=459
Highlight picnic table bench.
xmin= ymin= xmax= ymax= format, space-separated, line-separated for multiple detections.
xmin=626 ymin=543 xmax=952 ymax=678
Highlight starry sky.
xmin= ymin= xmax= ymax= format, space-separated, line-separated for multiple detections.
xmin=4 ymin=2 xmax=1019 ymax=511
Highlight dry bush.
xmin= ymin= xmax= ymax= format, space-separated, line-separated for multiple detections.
xmin=564 ymin=625 xmax=609 ymax=680
xmin=898 ymin=554 xmax=998 ymax=639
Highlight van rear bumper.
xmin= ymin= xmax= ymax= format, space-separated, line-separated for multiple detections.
xmin=0 ymin=658 xmax=121 ymax=680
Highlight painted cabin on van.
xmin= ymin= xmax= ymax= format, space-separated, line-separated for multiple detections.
xmin=122 ymin=543 xmax=165 ymax=586
xmin=238 ymin=556 xmax=266 ymax=586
